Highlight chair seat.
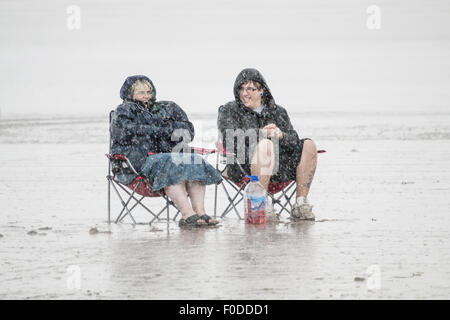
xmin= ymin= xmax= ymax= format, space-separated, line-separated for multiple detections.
xmin=126 ymin=176 xmax=164 ymax=198
xmin=235 ymin=176 xmax=294 ymax=195
xmin=267 ymin=181 xmax=293 ymax=194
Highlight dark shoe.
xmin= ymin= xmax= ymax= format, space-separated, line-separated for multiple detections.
xmin=179 ymin=214 xmax=207 ymax=228
xmin=198 ymin=214 xmax=219 ymax=225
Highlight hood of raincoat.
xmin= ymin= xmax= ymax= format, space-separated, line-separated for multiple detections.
xmin=233 ymin=68 xmax=274 ymax=106
xmin=119 ymin=75 xmax=157 ymax=105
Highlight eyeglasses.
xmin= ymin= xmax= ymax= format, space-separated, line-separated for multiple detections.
xmin=238 ymin=87 xmax=259 ymax=93
xmin=135 ymin=90 xmax=152 ymax=96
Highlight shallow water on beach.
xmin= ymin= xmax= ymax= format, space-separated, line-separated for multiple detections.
xmin=1 ymin=113 xmax=450 ymax=299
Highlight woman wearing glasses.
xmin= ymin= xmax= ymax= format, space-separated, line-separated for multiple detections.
xmin=217 ymin=68 xmax=318 ymax=220
xmin=111 ymin=75 xmax=222 ymax=227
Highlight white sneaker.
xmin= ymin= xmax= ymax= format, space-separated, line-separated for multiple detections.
xmin=291 ymin=199 xmax=315 ymax=221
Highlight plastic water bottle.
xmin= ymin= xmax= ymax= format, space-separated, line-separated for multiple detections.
xmin=243 ymin=175 xmax=267 ymax=224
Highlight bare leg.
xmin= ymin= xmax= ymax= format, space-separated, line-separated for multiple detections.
xmin=186 ymin=181 xmax=206 ymax=215
xmin=164 ymin=182 xmax=204 ymax=223
xmin=187 ymin=181 xmax=218 ymax=224
xmin=250 ymin=139 xmax=275 ymax=192
xmin=295 ymin=139 xmax=318 ymax=198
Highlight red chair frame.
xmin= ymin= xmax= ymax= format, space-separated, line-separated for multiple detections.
xmin=213 ymin=141 xmax=325 ymax=219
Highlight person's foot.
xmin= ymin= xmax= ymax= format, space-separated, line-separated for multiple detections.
xmin=179 ymin=214 xmax=208 ymax=228
xmin=291 ymin=199 xmax=315 ymax=221
xmin=197 ymin=214 xmax=220 ymax=225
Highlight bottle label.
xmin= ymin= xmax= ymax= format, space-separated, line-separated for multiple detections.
xmin=245 ymin=196 xmax=266 ymax=224
xmin=249 ymin=196 xmax=266 ymax=211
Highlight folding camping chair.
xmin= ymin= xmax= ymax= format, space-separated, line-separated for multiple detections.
xmin=106 ymin=110 xmax=216 ymax=226
xmin=213 ymin=141 xmax=325 ymax=219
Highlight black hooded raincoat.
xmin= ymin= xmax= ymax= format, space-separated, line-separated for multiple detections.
xmin=217 ymin=68 xmax=305 ymax=183
xmin=111 ymin=75 xmax=194 ymax=183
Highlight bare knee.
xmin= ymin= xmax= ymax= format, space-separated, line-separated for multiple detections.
xmin=251 ymin=139 xmax=274 ymax=166
xmin=255 ymin=139 xmax=274 ymax=158
xmin=257 ymin=138 xmax=274 ymax=151
xmin=302 ymin=139 xmax=317 ymax=156
xmin=186 ymin=180 xmax=204 ymax=187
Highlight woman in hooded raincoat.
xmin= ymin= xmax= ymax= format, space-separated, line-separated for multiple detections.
xmin=218 ymin=68 xmax=318 ymax=220
xmin=111 ymin=75 xmax=222 ymax=227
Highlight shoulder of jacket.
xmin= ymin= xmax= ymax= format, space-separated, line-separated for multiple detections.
xmin=158 ymin=100 xmax=186 ymax=114
xmin=271 ymin=103 xmax=288 ymax=115
xmin=157 ymin=100 xmax=180 ymax=108
xmin=219 ymin=101 xmax=238 ymax=112
xmin=115 ymin=101 xmax=136 ymax=114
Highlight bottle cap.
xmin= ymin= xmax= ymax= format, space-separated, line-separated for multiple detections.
xmin=246 ymin=175 xmax=259 ymax=182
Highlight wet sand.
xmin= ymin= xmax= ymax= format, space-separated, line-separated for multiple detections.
xmin=1 ymin=114 xmax=450 ymax=299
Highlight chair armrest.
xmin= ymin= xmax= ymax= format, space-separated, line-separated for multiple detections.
xmin=214 ymin=141 xmax=236 ymax=157
xmin=106 ymin=153 xmax=139 ymax=175
xmin=107 ymin=154 xmax=127 ymax=161
xmin=190 ymin=147 xmax=216 ymax=155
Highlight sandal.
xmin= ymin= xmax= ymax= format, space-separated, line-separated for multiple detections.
xmin=198 ymin=214 xmax=219 ymax=225
xmin=179 ymin=214 xmax=207 ymax=228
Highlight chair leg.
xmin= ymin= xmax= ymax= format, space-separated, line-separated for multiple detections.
xmin=221 ymin=184 xmax=244 ymax=217
xmin=166 ymin=198 xmax=170 ymax=229
xmin=118 ymin=196 xmax=146 ymax=223
xmin=173 ymin=210 xmax=180 ymax=221
xmin=112 ymin=180 xmax=140 ymax=224
xmin=149 ymin=206 xmax=168 ymax=225
xmin=220 ymin=182 xmax=243 ymax=219
xmin=109 ymin=180 xmax=132 ymax=222
xmin=271 ymin=182 xmax=296 ymax=217
xmin=214 ymin=183 xmax=218 ymax=218
xmin=109 ymin=176 xmax=177 ymax=225
xmin=284 ymin=189 xmax=296 ymax=214
xmin=115 ymin=183 xmax=159 ymax=219
xmin=107 ymin=176 xmax=111 ymax=224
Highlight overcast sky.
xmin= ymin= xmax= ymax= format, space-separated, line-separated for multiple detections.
xmin=1 ymin=0 xmax=449 ymax=116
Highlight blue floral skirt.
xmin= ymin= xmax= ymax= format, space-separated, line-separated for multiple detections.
xmin=139 ymin=153 xmax=222 ymax=192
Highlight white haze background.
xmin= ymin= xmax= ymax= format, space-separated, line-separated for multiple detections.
xmin=1 ymin=0 xmax=449 ymax=117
